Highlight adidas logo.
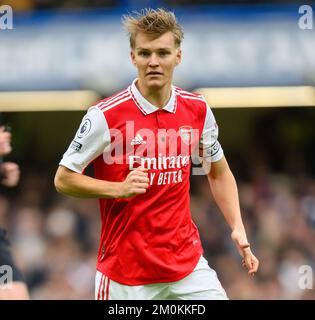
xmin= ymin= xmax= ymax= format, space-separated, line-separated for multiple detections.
xmin=131 ymin=134 xmax=146 ymax=146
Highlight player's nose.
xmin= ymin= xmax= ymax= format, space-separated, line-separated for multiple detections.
xmin=148 ymin=53 xmax=159 ymax=67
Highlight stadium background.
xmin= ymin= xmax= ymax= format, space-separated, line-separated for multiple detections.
xmin=0 ymin=0 xmax=315 ymax=299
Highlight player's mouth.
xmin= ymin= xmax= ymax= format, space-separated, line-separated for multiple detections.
xmin=146 ymin=72 xmax=163 ymax=76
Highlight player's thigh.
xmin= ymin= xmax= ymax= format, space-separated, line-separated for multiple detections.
xmin=168 ymin=256 xmax=228 ymax=300
xmin=95 ymin=271 xmax=168 ymax=300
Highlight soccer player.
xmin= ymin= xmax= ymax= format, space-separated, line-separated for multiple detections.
xmin=0 ymin=126 xmax=29 ymax=300
xmin=54 ymin=8 xmax=259 ymax=300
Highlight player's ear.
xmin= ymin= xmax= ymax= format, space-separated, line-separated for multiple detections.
xmin=130 ymin=50 xmax=136 ymax=66
xmin=175 ymin=48 xmax=182 ymax=66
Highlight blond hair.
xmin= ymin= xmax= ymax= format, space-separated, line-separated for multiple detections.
xmin=122 ymin=8 xmax=184 ymax=49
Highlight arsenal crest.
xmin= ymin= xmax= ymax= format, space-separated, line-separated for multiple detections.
xmin=179 ymin=126 xmax=193 ymax=145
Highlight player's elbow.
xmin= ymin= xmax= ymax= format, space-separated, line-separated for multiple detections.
xmin=54 ymin=167 xmax=68 ymax=195
xmin=54 ymin=172 xmax=63 ymax=194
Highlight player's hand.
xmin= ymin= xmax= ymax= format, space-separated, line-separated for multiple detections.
xmin=0 ymin=126 xmax=12 ymax=156
xmin=0 ymin=162 xmax=20 ymax=187
xmin=119 ymin=166 xmax=149 ymax=198
xmin=231 ymin=229 xmax=259 ymax=276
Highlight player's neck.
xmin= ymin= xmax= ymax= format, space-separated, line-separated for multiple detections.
xmin=136 ymin=80 xmax=172 ymax=109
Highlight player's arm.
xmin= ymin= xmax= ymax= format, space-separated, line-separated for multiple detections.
xmin=54 ymin=107 xmax=149 ymax=199
xmin=55 ymin=165 xmax=148 ymax=199
xmin=207 ymin=157 xmax=259 ymax=276
xmin=208 ymin=157 xmax=245 ymax=235
xmin=55 ymin=165 xmax=118 ymax=198
xmin=200 ymin=103 xmax=259 ymax=276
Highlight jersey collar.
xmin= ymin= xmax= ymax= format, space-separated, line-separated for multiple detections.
xmin=130 ymin=79 xmax=176 ymax=115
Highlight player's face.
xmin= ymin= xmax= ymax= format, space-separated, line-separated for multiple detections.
xmin=131 ymin=31 xmax=181 ymax=90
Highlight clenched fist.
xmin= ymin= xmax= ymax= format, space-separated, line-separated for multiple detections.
xmin=118 ymin=166 xmax=149 ymax=198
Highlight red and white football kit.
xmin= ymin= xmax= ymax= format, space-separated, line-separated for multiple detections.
xmin=60 ymin=79 xmax=227 ymax=299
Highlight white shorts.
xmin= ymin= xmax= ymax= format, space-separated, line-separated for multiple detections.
xmin=95 ymin=255 xmax=228 ymax=300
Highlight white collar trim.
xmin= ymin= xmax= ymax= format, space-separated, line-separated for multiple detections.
xmin=130 ymin=79 xmax=176 ymax=115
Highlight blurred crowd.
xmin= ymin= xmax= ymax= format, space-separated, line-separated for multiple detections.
xmin=190 ymin=168 xmax=315 ymax=299
xmin=0 ymin=0 xmax=118 ymax=11
xmin=1 ymin=162 xmax=315 ymax=300
xmin=0 ymin=0 xmax=306 ymax=11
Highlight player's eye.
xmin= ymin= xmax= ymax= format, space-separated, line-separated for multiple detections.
xmin=138 ymin=51 xmax=150 ymax=57
xmin=159 ymin=51 xmax=170 ymax=57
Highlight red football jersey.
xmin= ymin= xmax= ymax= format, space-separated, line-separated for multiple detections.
xmin=60 ymin=79 xmax=223 ymax=285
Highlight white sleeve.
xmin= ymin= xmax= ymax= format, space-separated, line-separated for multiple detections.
xmin=59 ymin=107 xmax=110 ymax=173
xmin=199 ymin=103 xmax=224 ymax=163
